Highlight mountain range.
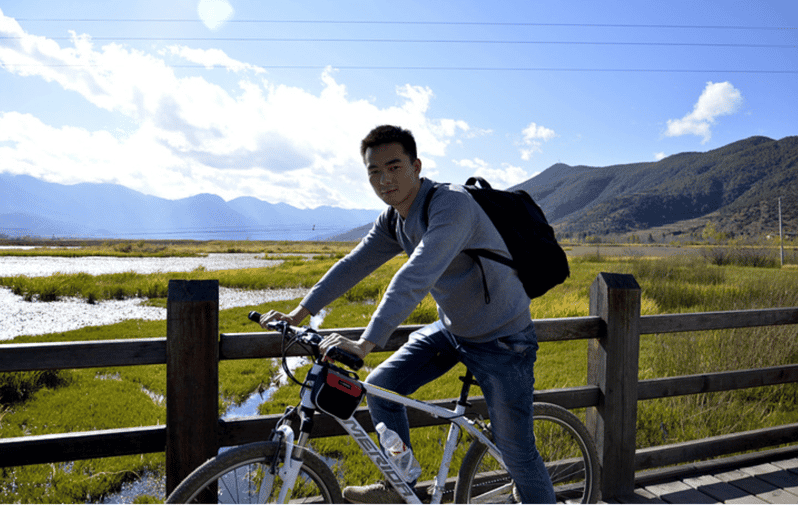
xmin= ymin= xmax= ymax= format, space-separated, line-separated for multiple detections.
xmin=0 ymin=174 xmax=380 ymax=241
xmin=512 ymin=135 xmax=798 ymax=240
xmin=1 ymin=135 xmax=796 ymax=242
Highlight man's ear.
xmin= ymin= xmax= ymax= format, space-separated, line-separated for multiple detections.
xmin=412 ymin=157 xmax=422 ymax=177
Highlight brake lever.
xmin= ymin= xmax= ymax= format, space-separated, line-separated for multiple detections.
xmin=248 ymin=311 xmax=362 ymax=370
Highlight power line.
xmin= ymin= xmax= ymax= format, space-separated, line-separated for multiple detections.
xmin=5 ymin=63 xmax=796 ymax=74
xmin=2 ymin=36 xmax=794 ymax=49
xmin=13 ymin=19 xmax=797 ymax=30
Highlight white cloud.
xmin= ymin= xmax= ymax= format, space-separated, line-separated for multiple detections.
xmin=654 ymin=152 xmax=666 ymax=161
xmin=453 ymin=158 xmax=530 ymax=189
xmin=0 ymin=12 xmax=473 ymax=209
xmin=665 ymin=81 xmax=743 ymax=144
xmin=520 ymin=122 xmax=556 ymax=160
xmin=522 ymin=122 xmax=556 ymax=143
xmin=198 ymin=0 xmax=234 ymax=31
xmin=166 ymin=46 xmax=265 ymax=73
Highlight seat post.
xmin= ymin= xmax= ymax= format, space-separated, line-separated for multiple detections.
xmin=457 ymin=370 xmax=478 ymax=407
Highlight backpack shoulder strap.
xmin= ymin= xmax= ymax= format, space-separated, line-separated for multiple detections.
xmin=386 ymin=205 xmax=398 ymax=242
xmin=419 ymin=184 xmax=439 ymax=228
xmin=387 ymin=183 xmax=440 ymax=241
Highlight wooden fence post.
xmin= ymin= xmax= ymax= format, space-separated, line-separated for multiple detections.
xmin=166 ymin=279 xmax=219 ymax=498
xmin=586 ymin=272 xmax=641 ymax=499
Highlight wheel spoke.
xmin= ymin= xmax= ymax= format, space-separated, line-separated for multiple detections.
xmin=165 ymin=442 xmax=342 ymax=504
xmin=454 ymin=403 xmax=599 ymax=503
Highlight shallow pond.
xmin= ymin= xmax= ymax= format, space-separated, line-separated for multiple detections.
xmin=0 ymin=252 xmax=280 ymax=277
xmin=0 ymin=253 xmax=307 ymax=340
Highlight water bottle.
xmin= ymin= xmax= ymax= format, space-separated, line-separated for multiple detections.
xmin=375 ymin=422 xmax=422 ymax=482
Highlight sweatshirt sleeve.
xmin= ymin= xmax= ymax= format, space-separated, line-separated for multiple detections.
xmin=360 ymin=190 xmax=476 ymax=347
xmin=300 ymin=210 xmax=404 ymax=316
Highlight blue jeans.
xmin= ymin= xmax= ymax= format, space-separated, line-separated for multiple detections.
xmin=366 ymin=320 xmax=556 ymax=503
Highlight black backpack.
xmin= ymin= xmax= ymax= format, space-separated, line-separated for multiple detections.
xmin=389 ymin=177 xmax=569 ymax=302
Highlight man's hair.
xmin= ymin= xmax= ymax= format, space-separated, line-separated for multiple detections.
xmin=360 ymin=125 xmax=417 ymax=162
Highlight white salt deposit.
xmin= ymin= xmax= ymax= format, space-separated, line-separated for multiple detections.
xmin=0 ymin=253 xmax=308 ymax=340
xmin=0 ymin=287 xmax=307 ymax=341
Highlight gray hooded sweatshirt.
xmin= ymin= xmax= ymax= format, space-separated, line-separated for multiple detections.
xmin=301 ymin=178 xmax=532 ymax=348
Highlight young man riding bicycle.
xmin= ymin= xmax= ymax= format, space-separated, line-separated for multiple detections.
xmin=260 ymin=125 xmax=556 ymax=503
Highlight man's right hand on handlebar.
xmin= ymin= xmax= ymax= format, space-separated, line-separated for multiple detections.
xmin=258 ymin=305 xmax=311 ymax=328
xmin=320 ymin=333 xmax=375 ymax=361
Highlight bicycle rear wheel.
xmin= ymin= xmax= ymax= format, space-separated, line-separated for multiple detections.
xmin=165 ymin=441 xmax=342 ymax=504
xmin=455 ymin=402 xmax=600 ymax=503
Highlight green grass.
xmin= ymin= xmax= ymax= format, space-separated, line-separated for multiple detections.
xmin=0 ymin=239 xmax=358 ymax=257
xmin=1 ymin=244 xmax=797 ymax=502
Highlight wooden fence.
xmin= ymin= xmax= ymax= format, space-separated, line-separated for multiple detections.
xmin=1 ymin=275 xmax=797 ymax=500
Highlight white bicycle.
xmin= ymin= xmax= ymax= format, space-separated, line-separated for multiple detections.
xmin=166 ymin=314 xmax=599 ymax=503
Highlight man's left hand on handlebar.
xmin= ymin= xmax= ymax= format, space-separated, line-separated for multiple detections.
xmin=320 ymin=334 xmax=376 ymax=360
xmin=258 ymin=305 xmax=311 ymax=328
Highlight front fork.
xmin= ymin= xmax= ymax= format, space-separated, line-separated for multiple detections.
xmin=265 ymin=398 xmax=315 ymax=502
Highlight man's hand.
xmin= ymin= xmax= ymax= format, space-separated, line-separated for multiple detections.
xmin=319 ymin=333 xmax=375 ymax=360
xmin=258 ymin=305 xmax=311 ymax=328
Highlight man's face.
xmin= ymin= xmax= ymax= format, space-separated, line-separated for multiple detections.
xmin=365 ymin=142 xmax=422 ymax=215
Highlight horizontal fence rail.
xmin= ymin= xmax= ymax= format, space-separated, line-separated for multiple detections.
xmin=1 ymin=275 xmax=797 ymax=500
xmin=0 ymin=316 xmax=606 ymax=373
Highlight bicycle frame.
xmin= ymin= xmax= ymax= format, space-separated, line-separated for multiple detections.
xmin=272 ymin=361 xmax=504 ymax=504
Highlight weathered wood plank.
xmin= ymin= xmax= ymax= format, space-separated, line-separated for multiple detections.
xmin=219 ymin=316 xmax=604 ymax=360
xmin=0 ymin=338 xmax=166 ymax=372
xmin=715 ymin=468 xmax=781 ymax=500
xmin=587 ymin=273 xmax=641 ymax=498
xmin=682 ymin=474 xmax=756 ymax=503
xmin=772 ymin=457 xmax=798 ymax=476
xmin=640 ymin=307 xmax=798 ymax=334
xmin=633 ymin=446 xmax=798 ymax=491
xmin=635 ymin=424 xmax=798 ymax=471
xmin=218 ymin=385 xmax=601 ymax=447
xmin=0 ymin=426 xmax=165 ymax=466
xmin=534 ymin=316 xmax=605 ymax=342
xmin=726 ymin=493 xmax=769 ymax=504
xmin=219 ymin=326 xmax=420 ymax=360
xmin=165 ymin=280 xmax=219 ymax=498
xmin=643 ymin=480 xmax=717 ymax=504
xmin=615 ymin=488 xmax=667 ymax=503
xmin=638 ymin=364 xmax=798 ymax=400
xmin=739 ymin=463 xmax=798 ymax=501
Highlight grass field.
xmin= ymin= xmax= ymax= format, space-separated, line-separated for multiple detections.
xmin=0 ymin=241 xmax=796 ymax=502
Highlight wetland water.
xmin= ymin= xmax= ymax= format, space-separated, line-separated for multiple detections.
xmin=1 ymin=251 xmax=311 ymax=502
xmin=0 ymin=252 xmax=308 ymax=340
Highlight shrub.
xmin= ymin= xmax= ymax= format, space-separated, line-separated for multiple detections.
xmin=701 ymin=246 xmax=779 ymax=268
xmin=0 ymin=371 xmax=71 ymax=405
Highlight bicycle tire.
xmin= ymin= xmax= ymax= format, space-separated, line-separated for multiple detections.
xmin=454 ymin=402 xmax=600 ymax=503
xmin=165 ymin=441 xmax=343 ymax=504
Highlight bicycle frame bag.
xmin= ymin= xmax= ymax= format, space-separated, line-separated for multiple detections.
xmin=310 ymin=365 xmax=365 ymax=420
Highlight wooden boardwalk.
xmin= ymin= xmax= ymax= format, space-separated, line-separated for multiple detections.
xmin=607 ymin=453 xmax=798 ymax=504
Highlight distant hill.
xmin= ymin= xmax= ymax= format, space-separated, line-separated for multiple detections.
xmin=326 ymin=222 xmax=375 ymax=242
xmin=511 ymin=136 xmax=798 ymax=239
xmin=3 ymin=135 xmax=795 ymax=242
xmin=337 ymin=136 xmax=798 ymax=243
xmin=0 ymin=174 xmax=380 ymax=240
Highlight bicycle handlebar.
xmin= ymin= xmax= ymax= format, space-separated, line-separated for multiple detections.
xmin=248 ymin=311 xmax=364 ymax=371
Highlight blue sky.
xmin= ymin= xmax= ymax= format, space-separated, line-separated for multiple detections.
xmin=0 ymin=1 xmax=796 ymax=210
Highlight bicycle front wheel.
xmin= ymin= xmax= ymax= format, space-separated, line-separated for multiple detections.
xmin=455 ymin=402 xmax=600 ymax=503
xmin=165 ymin=441 xmax=343 ymax=504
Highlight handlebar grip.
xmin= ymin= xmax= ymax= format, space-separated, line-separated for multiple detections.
xmin=247 ymin=311 xmax=362 ymax=370
xmin=326 ymin=347 xmax=364 ymax=371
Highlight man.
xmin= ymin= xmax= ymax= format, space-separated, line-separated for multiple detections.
xmin=260 ymin=125 xmax=555 ymax=503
